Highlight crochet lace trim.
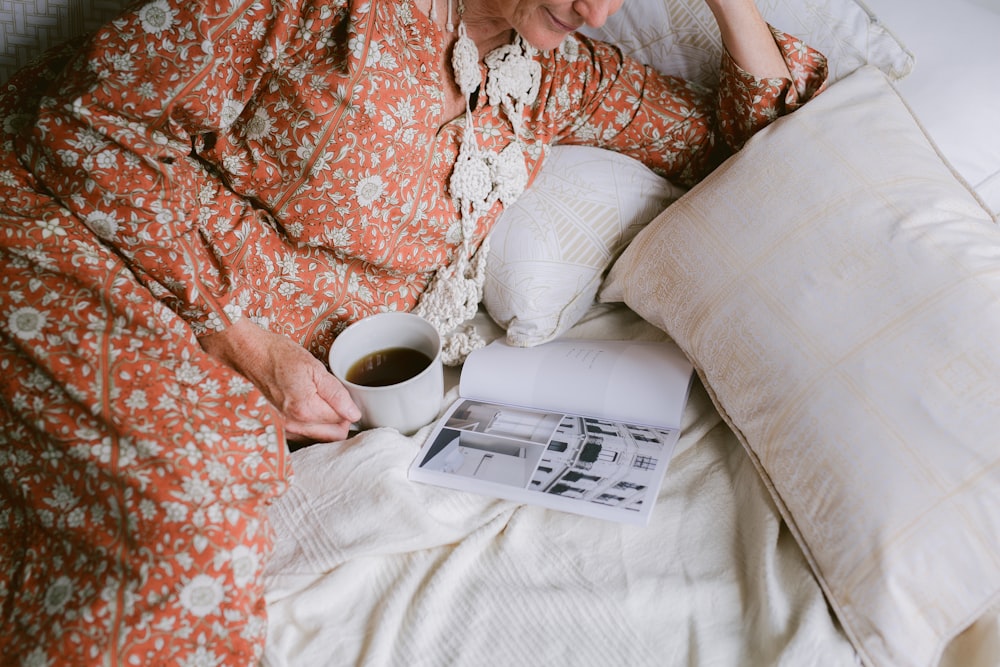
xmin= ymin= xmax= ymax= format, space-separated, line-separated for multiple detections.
xmin=413 ymin=18 xmax=540 ymax=365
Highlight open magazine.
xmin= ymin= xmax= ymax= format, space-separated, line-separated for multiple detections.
xmin=407 ymin=338 xmax=694 ymax=525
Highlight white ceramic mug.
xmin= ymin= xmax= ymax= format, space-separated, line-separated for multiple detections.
xmin=328 ymin=312 xmax=443 ymax=435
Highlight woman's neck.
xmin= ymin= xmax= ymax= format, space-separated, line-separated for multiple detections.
xmin=418 ymin=0 xmax=514 ymax=56
xmin=460 ymin=0 xmax=515 ymax=51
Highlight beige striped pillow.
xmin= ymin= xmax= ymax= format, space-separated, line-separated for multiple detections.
xmin=601 ymin=66 xmax=1000 ymax=667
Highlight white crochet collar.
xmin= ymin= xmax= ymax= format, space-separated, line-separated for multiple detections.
xmin=414 ymin=17 xmax=540 ymax=365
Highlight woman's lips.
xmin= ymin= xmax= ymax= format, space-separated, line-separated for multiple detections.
xmin=545 ymin=8 xmax=579 ymax=33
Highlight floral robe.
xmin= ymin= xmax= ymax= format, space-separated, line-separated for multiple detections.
xmin=0 ymin=0 xmax=827 ymax=663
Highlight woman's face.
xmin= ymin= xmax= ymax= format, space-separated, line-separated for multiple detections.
xmin=467 ymin=0 xmax=625 ymax=52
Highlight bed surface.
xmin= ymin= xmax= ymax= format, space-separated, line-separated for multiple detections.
xmin=261 ymin=305 xmax=860 ymax=666
xmin=860 ymin=0 xmax=1000 ymax=211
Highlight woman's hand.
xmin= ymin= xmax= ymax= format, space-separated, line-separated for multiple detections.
xmin=200 ymin=318 xmax=361 ymax=445
xmin=703 ymin=0 xmax=790 ymax=80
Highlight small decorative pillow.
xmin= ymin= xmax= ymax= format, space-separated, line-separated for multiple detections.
xmin=482 ymin=146 xmax=684 ymax=347
xmin=581 ymin=0 xmax=914 ymax=88
xmin=600 ymin=66 xmax=1000 ymax=667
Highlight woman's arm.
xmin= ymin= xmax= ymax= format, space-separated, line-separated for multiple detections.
xmin=24 ymin=0 xmax=362 ymax=442
xmin=24 ymin=0 xmax=343 ymax=337
xmin=704 ymin=0 xmax=790 ymax=80
xmin=540 ymin=0 xmax=828 ymax=184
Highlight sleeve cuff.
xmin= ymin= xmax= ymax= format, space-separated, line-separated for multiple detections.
xmin=716 ymin=25 xmax=829 ymax=150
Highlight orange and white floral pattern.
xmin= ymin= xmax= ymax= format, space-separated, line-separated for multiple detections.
xmin=0 ymin=0 xmax=826 ymax=663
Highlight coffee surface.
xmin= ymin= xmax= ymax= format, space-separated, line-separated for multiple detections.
xmin=346 ymin=347 xmax=432 ymax=387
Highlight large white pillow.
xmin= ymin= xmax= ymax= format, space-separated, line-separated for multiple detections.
xmin=483 ymin=146 xmax=684 ymax=346
xmin=600 ymin=66 xmax=1000 ymax=667
xmin=581 ymin=0 xmax=914 ymax=87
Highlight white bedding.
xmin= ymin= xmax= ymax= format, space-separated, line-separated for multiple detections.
xmin=860 ymin=0 xmax=1000 ymax=212
xmin=261 ymin=306 xmax=859 ymax=666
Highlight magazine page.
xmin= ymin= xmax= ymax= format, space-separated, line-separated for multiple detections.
xmin=409 ymin=398 xmax=681 ymax=525
xmin=458 ymin=339 xmax=693 ymax=429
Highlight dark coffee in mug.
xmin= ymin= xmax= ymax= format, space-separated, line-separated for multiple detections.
xmin=345 ymin=346 xmax=432 ymax=387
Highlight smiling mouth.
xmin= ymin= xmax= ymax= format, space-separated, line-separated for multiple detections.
xmin=545 ymin=8 xmax=580 ymax=32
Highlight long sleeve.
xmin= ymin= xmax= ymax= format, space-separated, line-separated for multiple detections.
xmin=536 ymin=27 xmax=828 ymax=186
xmin=715 ymin=26 xmax=829 ymax=151
xmin=20 ymin=0 xmax=347 ymax=335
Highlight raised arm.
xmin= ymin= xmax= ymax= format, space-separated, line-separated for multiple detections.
xmin=540 ymin=24 xmax=827 ymax=185
xmin=704 ymin=0 xmax=791 ymax=80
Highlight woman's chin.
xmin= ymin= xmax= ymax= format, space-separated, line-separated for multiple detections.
xmin=520 ymin=31 xmax=569 ymax=52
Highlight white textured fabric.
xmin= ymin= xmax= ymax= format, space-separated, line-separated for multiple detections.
xmin=601 ymin=66 xmax=1000 ymax=667
xmin=483 ymin=146 xmax=683 ymax=346
xmin=580 ymin=0 xmax=914 ymax=87
xmin=262 ymin=305 xmax=859 ymax=667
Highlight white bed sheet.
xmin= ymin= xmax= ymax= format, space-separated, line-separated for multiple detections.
xmin=261 ymin=305 xmax=859 ymax=666
xmin=860 ymin=0 xmax=1000 ymax=214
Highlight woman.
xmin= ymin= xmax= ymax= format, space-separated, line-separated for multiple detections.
xmin=0 ymin=0 xmax=826 ymax=663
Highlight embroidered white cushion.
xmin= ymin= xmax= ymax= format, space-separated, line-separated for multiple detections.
xmin=600 ymin=66 xmax=1000 ymax=667
xmin=483 ymin=146 xmax=683 ymax=346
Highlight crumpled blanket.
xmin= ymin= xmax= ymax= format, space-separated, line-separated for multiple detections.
xmin=261 ymin=308 xmax=858 ymax=667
